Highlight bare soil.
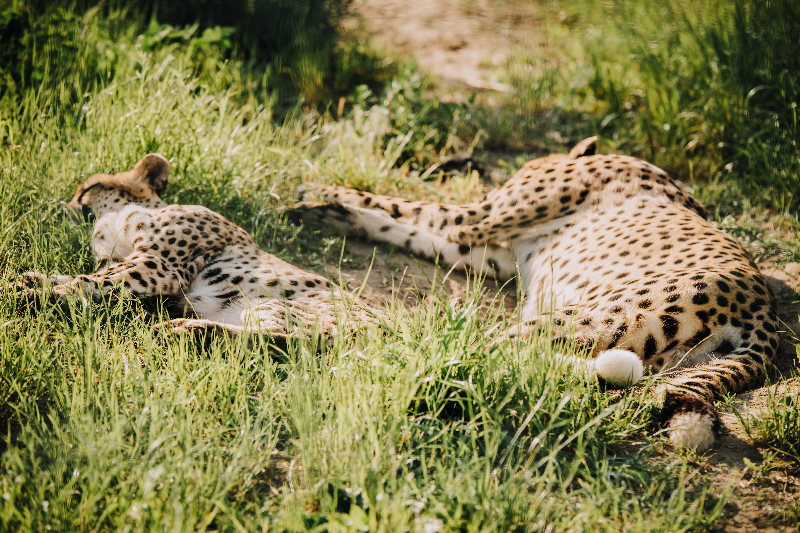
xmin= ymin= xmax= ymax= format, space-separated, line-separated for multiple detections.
xmin=345 ymin=0 xmax=545 ymax=98
xmin=338 ymin=1 xmax=800 ymax=529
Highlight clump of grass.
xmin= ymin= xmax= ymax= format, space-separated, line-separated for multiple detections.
xmin=0 ymin=0 xmax=394 ymax=107
xmin=342 ymin=69 xmax=474 ymax=171
xmin=736 ymin=380 xmax=800 ymax=465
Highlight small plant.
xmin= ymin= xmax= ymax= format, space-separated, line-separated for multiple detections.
xmin=737 ymin=382 xmax=800 ymax=465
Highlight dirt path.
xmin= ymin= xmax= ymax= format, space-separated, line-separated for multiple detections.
xmin=346 ymin=0 xmax=545 ymax=96
xmin=342 ymin=2 xmax=800 ymax=529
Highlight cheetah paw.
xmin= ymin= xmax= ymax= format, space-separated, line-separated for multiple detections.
xmin=280 ymin=202 xmax=356 ymax=234
xmin=153 ymin=318 xmax=230 ymax=337
xmin=592 ymin=349 xmax=644 ymax=388
xmin=18 ymin=271 xmax=49 ymax=290
xmin=294 ymin=182 xmax=334 ymax=202
xmin=12 ymin=272 xmax=70 ymax=305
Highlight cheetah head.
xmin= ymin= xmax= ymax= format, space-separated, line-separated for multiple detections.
xmin=66 ymin=154 xmax=170 ymax=222
xmin=522 ymin=136 xmax=598 ymax=171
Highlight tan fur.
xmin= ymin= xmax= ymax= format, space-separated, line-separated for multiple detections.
xmin=20 ymin=154 xmax=378 ymax=341
xmin=285 ymin=138 xmax=780 ymax=449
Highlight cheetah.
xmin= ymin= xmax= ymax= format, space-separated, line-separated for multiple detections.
xmin=18 ymin=154 xmax=376 ymax=342
xmin=285 ymin=137 xmax=780 ymax=451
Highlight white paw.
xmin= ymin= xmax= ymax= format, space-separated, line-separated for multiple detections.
xmin=592 ymin=349 xmax=644 ymax=387
xmin=668 ymin=411 xmax=716 ymax=451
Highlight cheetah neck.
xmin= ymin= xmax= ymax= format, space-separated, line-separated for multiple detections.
xmin=91 ymin=204 xmax=157 ymax=262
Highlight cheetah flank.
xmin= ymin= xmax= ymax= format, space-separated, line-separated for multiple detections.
xmin=285 ymin=137 xmax=780 ymax=451
xmin=19 ymin=154 xmax=376 ymax=341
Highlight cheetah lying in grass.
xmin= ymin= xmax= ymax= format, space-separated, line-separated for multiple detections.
xmin=285 ymin=137 xmax=780 ymax=451
xmin=18 ymin=154 xmax=376 ymax=343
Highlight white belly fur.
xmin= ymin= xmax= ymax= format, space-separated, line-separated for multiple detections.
xmin=91 ymin=205 xmax=153 ymax=261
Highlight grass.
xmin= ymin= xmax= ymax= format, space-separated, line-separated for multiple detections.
xmin=482 ymin=0 xmax=800 ymax=217
xmin=0 ymin=0 xmax=797 ymax=530
xmin=737 ymin=379 xmax=800 ymax=465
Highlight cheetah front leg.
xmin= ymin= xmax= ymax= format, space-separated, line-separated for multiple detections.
xmin=300 ymin=183 xmax=489 ymax=233
xmin=19 ymin=252 xmax=190 ymax=302
xmin=284 ymin=201 xmax=516 ymax=280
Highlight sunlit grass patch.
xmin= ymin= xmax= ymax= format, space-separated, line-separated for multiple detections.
xmin=0 ymin=266 xmax=724 ymax=529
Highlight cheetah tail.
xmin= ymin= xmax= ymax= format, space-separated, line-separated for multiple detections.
xmin=658 ymin=338 xmax=776 ymax=451
xmin=658 ymin=389 xmax=721 ymax=451
xmin=555 ymin=349 xmax=644 ymax=388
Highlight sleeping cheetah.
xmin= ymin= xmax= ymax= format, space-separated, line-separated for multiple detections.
xmin=285 ymin=137 xmax=780 ymax=450
xmin=18 ymin=154 xmax=376 ymax=341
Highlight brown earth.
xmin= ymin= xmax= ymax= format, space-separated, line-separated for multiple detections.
xmin=333 ymin=1 xmax=800 ymax=530
xmin=344 ymin=0 xmax=537 ymax=96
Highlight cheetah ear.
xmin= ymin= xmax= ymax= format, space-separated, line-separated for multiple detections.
xmin=132 ymin=154 xmax=170 ymax=194
xmin=568 ymin=136 xmax=598 ymax=158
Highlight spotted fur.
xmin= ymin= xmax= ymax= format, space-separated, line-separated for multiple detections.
xmin=19 ymin=154 xmax=376 ymax=340
xmin=285 ymin=137 xmax=780 ymax=450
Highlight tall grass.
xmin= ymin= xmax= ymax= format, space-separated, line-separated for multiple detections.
xmin=0 ymin=0 xmax=392 ymax=105
xmin=496 ymin=0 xmax=799 ymax=213
xmin=0 ymin=3 xmax=735 ymax=530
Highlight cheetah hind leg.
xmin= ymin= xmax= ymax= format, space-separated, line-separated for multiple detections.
xmin=153 ymin=317 xmax=291 ymax=350
xmin=154 ymin=296 xmax=359 ymax=351
xmin=283 ymin=201 xmax=517 ymax=280
xmin=295 ymin=183 xmax=487 ymax=230
xmin=282 ymin=201 xmax=367 ymax=239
